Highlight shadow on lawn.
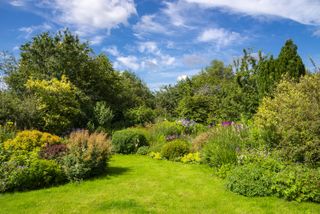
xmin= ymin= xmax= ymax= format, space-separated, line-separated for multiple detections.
xmin=107 ymin=166 xmax=131 ymax=177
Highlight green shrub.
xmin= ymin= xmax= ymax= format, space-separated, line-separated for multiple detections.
xmin=3 ymin=130 xmax=61 ymax=153
xmin=149 ymin=151 xmax=162 ymax=160
xmin=0 ymin=122 xmax=16 ymax=144
xmin=125 ymin=106 xmax=155 ymax=125
xmin=226 ymin=162 xmax=274 ymax=197
xmin=202 ymin=127 xmax=242 ymax=167
xmin=62 ymin=130 xmax=112 ymax=181
xmin=0 ymin=152 xmax=65 ymax=192
xmin=152 ymin=121 xmax=183 ymax=137
xmin=254 ymin=74 xmax=320 ymax=166
xmin=271 ymin=165 xmax=320 ymax=202
xmin=112 ymin=129 xmax=148 ymax=154
xmin=136 ymin=146 xmax=149 ymax=155
xmin=180 ymin=152 xmax=201 ymax=163
xmin=161 ymin=139 xmax=190 ymax=161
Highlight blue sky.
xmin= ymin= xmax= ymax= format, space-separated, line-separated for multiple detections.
xmin=2 ymin=0 xmax=320 ymax=90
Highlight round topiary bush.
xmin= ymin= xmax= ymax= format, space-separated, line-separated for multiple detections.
xmin=112 ymin=129 xmax=148 ymax=154
xmin=161 ymin=139 xmax=190 ymax=161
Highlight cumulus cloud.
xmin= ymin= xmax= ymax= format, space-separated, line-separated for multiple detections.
xmin=116 ymin=55 xmax=140 ymax=70
xmin=184 ymin=0 xmax=320 ymax=25
xmin=197 ymin=28 xmax=242 ymax=47
xmin=52 ymin=0 xmax=136 ymax=33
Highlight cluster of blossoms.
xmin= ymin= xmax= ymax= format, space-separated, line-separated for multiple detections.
xmin=179 ymin=119 xmax=196 ymax=127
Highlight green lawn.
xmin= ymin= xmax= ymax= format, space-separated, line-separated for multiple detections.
xmin=0 ymin=155 xmax=319 ymax=214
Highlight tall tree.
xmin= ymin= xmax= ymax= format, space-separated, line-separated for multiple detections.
xmin=276 ymin=39 xmax=306 ymax=81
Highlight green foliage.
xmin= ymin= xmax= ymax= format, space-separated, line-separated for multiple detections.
xmin=254 ymin=74 xmax=320 ymax=166
xmin=226 ymin=162 xmax=274 ymax=197
xmin=136 ymin=146 xmax=149 ymax=155
xmin=112 ymin=129 xmax=148 ymax=154
xmin=3 ymin=130 xmax=61 ymax=153
xmin=0 ymin=91 xmax=42 ymax=130
xmin=62 ymin=130 xmax=112 ymax=181
xmin=277 ymin=39 xmax=306 ymax=82
xmin=0 ymin=152 xmax=65 ymax=192
xmin=88 ymin=101 xmax=114 ymax=132
xmin=125 ymin=106 xmax=155 ymax=125
xmin=152 ymin=121 xmax=183 ymax=137
xmin=148 ymin=151 xmax=162 ymax=160
xmin=180 ymin=152 xmax=201 ymax=163
xmin=202 ymin=127 xmax=243 ymax=167
xmin=0 ymin=122 xmax=16 ymax=144
xmin=271 ymin=165 xmax=320 ymax=202
xmin=160 ymin=139 xmax=190 ymax=161
xmin=177 ymin=95 xmax=211 ymax=123
xmin=26 ymin=76 xmax=82 ymax=135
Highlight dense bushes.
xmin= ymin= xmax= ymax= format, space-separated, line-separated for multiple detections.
xmin=255 ymin=74 xmax=320 ymax=166
xmin=3 ymin=130 xmax=62 ymax=152
xmin=0 ymin=152 xmax=65 ymax=192
xmin=62 ymin=130 xmax=112 ymax=181
xmin=272 ymin=165 xmax=320 ymax=202
xmin=226 ymin=162 xmax=274 ymax=197
xmin=112 ymin=129 xmax=148 ymax=154
xmin=160 ymin=139 xmax=190 ymax=161
xmin=0 ymin=129 xmax=112 ymax=192
xmin=225 ymin=155 xmax=320 ymax=202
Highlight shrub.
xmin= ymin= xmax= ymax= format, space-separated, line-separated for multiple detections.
xmin=254 ymin=74 xmax=320 ymax=166
xmin=3 ymin=130 xmax=61 ymax=152
xmin=152 ymin=121 xmax=183 ymax=137
xmin=112 ymin=129 xmax=148 ymax=154
xmin=0 ymin=122 xmax=16 ymax=144
xmin=180 ymin=152 xmax=201 ymax=164
xmin=161 ymin=139 xmax=190 ymax=161
xmin=149 ymin=152 xmax=162 ymax=160
xmin=226 ymin=162 xmax=274 ymax=197
xmin=39 ymin=143 xmax=68 ymax=160
xmin=0 ymin=152 xmax=65 ymax=192
xmin=125 ymin=106 xmax=155 ymax=125
xmin=62 ymin=130 xmax=112 ymax=181
xmin=202 ymin=127 xmax=242 ymax=167
xmin=271 ymin=165 xmax=320 ymax=202
xmin=136 ymin=146 xmax=149 ymax=155
xmin=191 ymin=131 xmax=212 ymax=152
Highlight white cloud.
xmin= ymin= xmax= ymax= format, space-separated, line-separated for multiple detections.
xmin=162 ymin=1 xmax=187 ymax=27
xmin=19 ymin=23 xmax=52 ymax=38
xmin=116 ymin=55 xmax=140 ymax=70
xmin=184 ymin=0 xmax=320 ymax=25
xmin=138 ymin=41 xmax=159 ymax=53
xmin=197 ymin=28 xmax=242 ymax=47
xmin=52 ymin=0 xmax=136 ymax=34
xmin=90 ymin=35 xmax=105 ymax=45
xmin=9 ymin=0 xmax=25 ymax=7
xmin=177 ymin=74 xmax=188 ymax=81
xmin=133 ymin=15 xmax=170 ymax=36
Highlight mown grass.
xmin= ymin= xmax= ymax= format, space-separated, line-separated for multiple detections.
xmin=0 ymin=155 xmax=319 ymax=214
